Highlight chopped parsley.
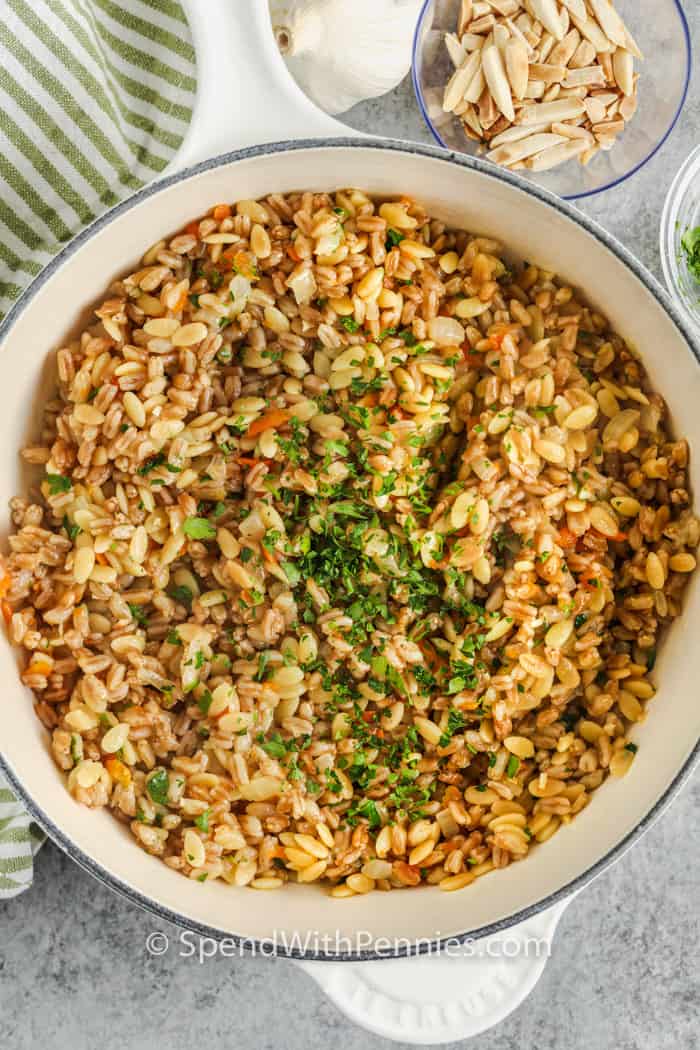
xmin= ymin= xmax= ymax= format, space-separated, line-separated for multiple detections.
xmin=681 ymin=225 xmax=700 ymax=283
xmin=183 ymin=516 xmax=217 ymax=540
xmin=195 ymin=808 xmax=211 ymax=833
xmin=146 ymin=769 xmax=169 ymax=805
xmin=62 ymin=515 xmax=81 ymax=541
xmin=127 ymin=602 xmax=148 ymax=627
xmin=46 ymin=473 xmax=72 ymax=494
xmin=385 ymin=228 xmax=405 ymax=249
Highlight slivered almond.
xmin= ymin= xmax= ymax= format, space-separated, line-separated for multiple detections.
xmin=487 ymin=132 xmax=566 ymax=166
xmin=522 ymin=25 xmax=541 ymax=48
xmin=478 ymin=85 xmax=500 ymax=128
xmin=529 ymin=62 xmax=567 ymax=83
xmin=524 ymin=80 xmax=546 ymax=99
xmin=505 ymin=37 xmax=529 ymax=98
xmin=569 ymin=12 xmax=613 ymax=52
xmin=482 ymin=114 xmax=511 ymax=139
xmin=489 ymin=121 xmax=550 ymax=147
xmin=551 ymin=121 xmax=593 ymax=141
xmin=588 ymin=0 xmax=628 ymax=49
xmin=443 ymin=50 xmax=482 ymax=111
xmin=525 ymin=137 xmax=589 ymax=170
xmin=559 ymin=85 xmax=588 ymax=98
xmin=445 ymin=32 xmax=467 ymax=68
xmin=549 ymin=28 xmax=580 ymax=66
xmin=462 ymin=103 xmax=484 ymax=135
xmin=482 ymin=44 xmax=515 ymax=121
xmin=458 ymin=0 xmax=474 ymax=35
xmin=517 ymin=97 xmax=585 ymax=124
xmin=583 ymin=95 xmax=606 ymax=122
xmin=569 ymin=40 xmax=596 ymax=68
xmin=469 ymin=13 xmax=496 ymax=32
xmin=619 ymin=91 xmax=638 ymax=121
xmin=612 ymin=47 xmax=634 ymax=95
xmin=589 ymin=90 xmax=618 ymax=105
xmin=563 ymin=65 xmax=606 ymax=88
xmin=623 ymin=26 xmax=643 ymax=61
xmin=505 ymin=17 xmax=535 ymax=56
xmin=538 ymin=32 xmax=556 ymax=63
xmin=485 ymin=0 xmax=520 ymax=14
xmin=462 ymin=124 xmax=482 ymax=142
xmin=464 ymin=63 xmax=486 ymax=103
xmin=493 ymin=23 xmax=510 ymax=51
xmin=599 ymin=50 xmax=614 ymax=82
xmin=528 ymin=0 xmax=565 ymax=41
xmin=461 ymin=31 xmax=488 ymax=50
xmin=593 ymin=119 xmax=625 ymax=135
xmin=559 ymin=0 xmax=586 ymax=19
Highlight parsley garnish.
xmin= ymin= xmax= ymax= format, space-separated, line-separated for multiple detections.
xmin=183 ymin=516 xmax=216 ymax=540
xmin=46 ymin=473 xmax=72 ymax=494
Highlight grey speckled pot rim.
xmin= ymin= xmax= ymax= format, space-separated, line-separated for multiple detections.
xmin=1 ymin=137 xmax=699 ymax=962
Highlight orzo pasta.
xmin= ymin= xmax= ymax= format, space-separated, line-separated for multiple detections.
xmin=5 ymin=190 xmax=698 ymax=895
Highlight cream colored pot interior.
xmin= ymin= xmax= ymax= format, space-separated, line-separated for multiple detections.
xmin=2 ymin=144 xmax=698 ymax=947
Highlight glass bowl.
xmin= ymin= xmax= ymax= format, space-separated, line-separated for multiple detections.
xmin=661 ymin=144 xmax=700 ymax=335
xmin=412 ymin=0 xmax=691 ymax=201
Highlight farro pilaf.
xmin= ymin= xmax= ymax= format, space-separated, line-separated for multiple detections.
xmin=4 ymin=190 xmax=698 ymax=896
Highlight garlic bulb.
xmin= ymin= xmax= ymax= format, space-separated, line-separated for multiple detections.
xmin=269 ymin=0 xmax=423 ymax=114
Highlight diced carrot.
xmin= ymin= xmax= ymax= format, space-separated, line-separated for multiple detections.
xmin=28 ymin=660 xmax=53 ymax=676
xmin=237 ymin=456 xmax=260 ymax=468
xmin=184 ymin=219 xmax=200 ymax=237
xmin=0 ymin=574 xmax=11 ymax=599
xmin=105 ymin=757 xmax=132 ymax=787
xmin=220 ymin=247 xmax=236 ymax=269
xmin=213 ymin=203 xmax=231 ymax=221
xmin=246 ymin=409 xmax=291 ymax=438
xmin=95 ymin=552 xmax=108 ymax=565
xmin=461 ymin=345 xmax=483 ymax=365
xmin=609 ymin=531 xmax=628 ymax=543
xmin=359 ymin=392 xmax=379 ymax=409
xmin=287 ymin=244 xmax=302 ymax=263
xmin=232 ymin=250 xmax=259 ymax=280
xmin=240 ymin=590 xmax=253 ymax=606
xmin=580 ymin=572 xmax=604 ymax=590
xmin=2 ymin=600 xmax=12 ymax=625
xmin=557 ymin=527 xmax=578 ymax=549
xmin=261 ymin=546 xmax=278 ymax=566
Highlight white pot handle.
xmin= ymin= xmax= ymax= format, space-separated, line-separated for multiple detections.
xmin=296 ymin=896 xmax=574 ymax=1044
xmin=173 ymin=0 xmax=353 ymax=173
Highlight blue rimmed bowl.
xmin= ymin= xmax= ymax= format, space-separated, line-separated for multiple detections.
xmin=412 ymin=0 xmax=691 ymax=201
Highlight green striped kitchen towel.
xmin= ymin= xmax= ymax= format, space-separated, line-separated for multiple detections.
xmin=0 ymin=0 xmax=197 ymax=898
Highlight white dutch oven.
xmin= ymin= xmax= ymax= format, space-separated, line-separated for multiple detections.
xmin=1 ymin=1 xmax=698 ymax=1042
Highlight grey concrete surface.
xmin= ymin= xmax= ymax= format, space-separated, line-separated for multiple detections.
xmin=2 ymin=14 xmax=700 ymax=1049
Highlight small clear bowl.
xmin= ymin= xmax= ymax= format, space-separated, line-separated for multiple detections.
xmin=661 ymin=145 xmax=700 ymax=334
xmin=412 ymin=0 xmax=691 ymax=201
